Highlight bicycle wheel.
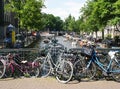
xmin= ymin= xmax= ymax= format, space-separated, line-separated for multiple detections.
xmin=56 ymin=60 xmax=73 ymax=83
xmin=97 ymin=53 xmax=109 ymax=66
xmin=77 ymin=59 xmax=96 ymax=82
xmin=32 ymin=57 xmax=43 ymax=77
xmin=5 ymin=64 xmax=14 ymax=77
xmin=0 ymin=60 xmax=6 ymax=78
xmin=28 ymin=67 xmax=40 ymax=77
xmin=73 ymin=59 xmax=83 ymax=80
xmin=39 ymin=57 xmax=51 ymax=77
xmin=111 ymin=61 xmax=120 ymax=82
xmin=33 ymin=57 xmax=44 ymax=68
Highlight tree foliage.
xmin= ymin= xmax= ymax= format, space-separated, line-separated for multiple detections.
xmin=4 ymin=0 xmax=45 ymax=30
xmin=78 ymin=0 xmax=120 ymax=38
xmin=4 ymin=0 xmax=120 ymax=34
xmin=64 ymin=14 xmax=76 ymax=32
xmin=4 ymin=0 xmax=64 ymax=31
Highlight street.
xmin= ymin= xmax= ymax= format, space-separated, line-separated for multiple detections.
xmin=0 ymin=77 xmax=120 ymax=89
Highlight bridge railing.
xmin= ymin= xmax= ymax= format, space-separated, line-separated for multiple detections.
xmin=0 ymin=47 xmax=120 ymax=61
xmin=68 ymin=47 xmax=120 ymax=53
xmin=0 ymin=48 xmax=40 ymax=61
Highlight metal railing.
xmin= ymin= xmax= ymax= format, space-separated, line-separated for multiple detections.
xmin=69 ymin=47 xmax=120 ymax=52
xmin=0 ymin=48 xmax=39 ymax=61
xmin=0 ymin=47 xmax=120 ymax=61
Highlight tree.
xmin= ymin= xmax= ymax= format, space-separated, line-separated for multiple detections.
xmin=79 ymin=0 xmax=120 ymax=39
xmin=108 ymin=0 xmax=120 ymax=30
xmin=4 ymin=0 xmax=45 ymax=31
xmin=54 ymin=16 xmax=64 ymax=31
xmin=80 ymin=0 xmax=99 ymax=36
xmin=21 ymin=0 xmax=44 ymax=30
xmin=40 ymin=13 xmax=64 ymax=31
xmin=64 ymin=14 xmax=76 ymax=32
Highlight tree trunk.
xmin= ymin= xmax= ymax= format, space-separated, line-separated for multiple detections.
xmin=102 ymin=29 xmax=104 ymax=39
xmin=95 ymin=31 xmax=98 ymax=38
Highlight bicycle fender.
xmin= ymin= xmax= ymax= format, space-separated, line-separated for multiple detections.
xmin=0 ymin=59 xmax=6 ymax=65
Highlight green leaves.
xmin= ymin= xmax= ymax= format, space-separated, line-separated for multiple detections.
xmin=64 ymin=14 xmax=76 ymax=31
xmin=79 ymin=0 xmax=120 ymax=33
xmin=4 ymin=0 xmax=44 ymax=30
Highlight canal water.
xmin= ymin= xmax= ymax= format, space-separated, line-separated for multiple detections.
xmin=37 ymin=36 xmax=80 ymax=50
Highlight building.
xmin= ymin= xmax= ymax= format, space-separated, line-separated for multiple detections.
xmin=0 ymin=0 xmax=4 ymax=39
xmin=0 ymin=0 xmax=18 ymax=39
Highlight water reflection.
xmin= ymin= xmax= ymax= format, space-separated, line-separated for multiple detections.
xmin=39 ymin=36 xmax=80 ymax=49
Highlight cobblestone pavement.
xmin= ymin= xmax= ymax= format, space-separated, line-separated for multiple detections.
xmin=0 ymin=77 xmax=120 ymax=89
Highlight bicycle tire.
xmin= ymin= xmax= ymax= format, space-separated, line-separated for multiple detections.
xmin=111 ymin=61 xmax=120 ymax=82
xmin=28 ymin=67 xmax=40 ymax=77
xmin=97 ymin=53 xmax=109 ymax=66
xmin=75 ymin=59 xmax=96 ymax=82
xmin=56 ymin=60 xmax=73 ymax=84
xmin=73 ymin=59 xmax=83 ymax=79
xmin=0 ymin=59 xmax=6 ymax=78
xmin=32 ymin=57 xmax=43 ymax=77
xmin=5 ymin=64 xmax=14 ymax=77
xmin=38 ymin=57 xmax=51 ymax=77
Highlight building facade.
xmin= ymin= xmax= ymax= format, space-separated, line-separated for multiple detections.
xmin=0 ymin=0 xmax=4 ymax=39
xmin=0 ymin=0 xmax=18 ymax=39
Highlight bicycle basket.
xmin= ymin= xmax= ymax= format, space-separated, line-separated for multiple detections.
xmin=81 ymin=46 xmax=93 ymax=57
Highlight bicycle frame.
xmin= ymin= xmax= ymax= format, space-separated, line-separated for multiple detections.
xmin=6 ymin=59 xmax=29 ymax=75
xmin=87 ymin=49 xmax=117 ymax=73
xmin=0 ymin=57 xmax=6 ymax=66
xmin=5 ymin=53 xmax=39 ymax=76
xmin=40 ymin=43 xmax=74 ymax=83
xmin=0 ymin=56 xmax=6 ymax=78
xmin=44 ymin=49 xmax=64 ymax=70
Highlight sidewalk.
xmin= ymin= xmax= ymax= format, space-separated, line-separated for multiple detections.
xmin=0 ymin=77 xmax=120 ymax=89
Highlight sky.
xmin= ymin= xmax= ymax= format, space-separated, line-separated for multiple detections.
xmin=42 ymin=0 xmax=87 ymax=20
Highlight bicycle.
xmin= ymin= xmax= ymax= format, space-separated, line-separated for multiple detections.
xmin=4 ymin=53 xmax=40 ymax=78
xmin=108 ymin=50 xmax=120 ymax=82
xmin=74 ymin=45 xmax=120 ymax=82
xmin=0 ymin=56 xmax=6 ymax=78
xmin=62 ymin=48 xmax=82 ymax=81
xmin=37 ymin=41 xmax=73 ymax=84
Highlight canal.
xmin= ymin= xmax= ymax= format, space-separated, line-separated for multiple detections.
xmin=36 ymin=36 xmax=80 ymax=50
